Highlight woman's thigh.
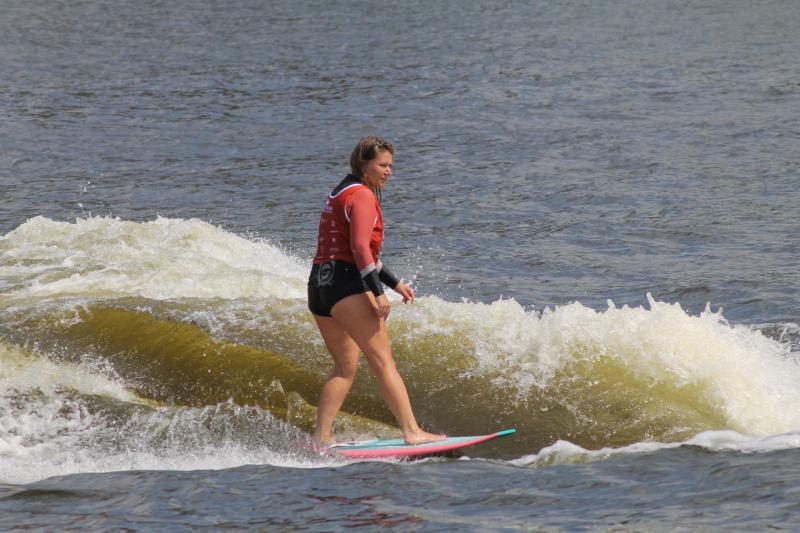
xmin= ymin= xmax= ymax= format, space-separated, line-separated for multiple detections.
xmin=313 ymin=314 xmax=360 ymax=376
xmin=330 ymin=293 xmax=392 ymax=362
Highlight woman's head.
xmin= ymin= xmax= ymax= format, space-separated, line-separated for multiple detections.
xmin=349 ymin=136 xmax=394 ymax=184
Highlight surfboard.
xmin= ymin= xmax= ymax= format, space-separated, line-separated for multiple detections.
xmin=330 ymin=428 xmax=516 ymax=459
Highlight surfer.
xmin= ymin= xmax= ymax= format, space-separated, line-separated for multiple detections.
xmin=308 ymin=135 xmax=446 ymax=446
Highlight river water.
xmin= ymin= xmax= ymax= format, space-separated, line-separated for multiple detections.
xmin=2 ymin=0 xmax=799 ymax=530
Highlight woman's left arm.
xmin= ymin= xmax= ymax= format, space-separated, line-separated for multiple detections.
xmin=393 ymin=281 xmax=415 ymax=303
xmin=378 ymin=262 xmax=415 ymax=303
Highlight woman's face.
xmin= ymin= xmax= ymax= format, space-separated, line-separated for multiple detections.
xmin=361 ymin=150 xmax=393 ymax=189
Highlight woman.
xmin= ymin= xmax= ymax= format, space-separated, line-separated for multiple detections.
xmin=308 ymin=136 xmax=445 ymax=446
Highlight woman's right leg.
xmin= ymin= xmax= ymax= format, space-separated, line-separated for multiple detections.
xmin=331 ymin=292 xmax=445 ymax=445
xmin=312 ymin=314 xmax=360 ymax=445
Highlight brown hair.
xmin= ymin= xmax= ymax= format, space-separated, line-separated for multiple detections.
xmin=349 ymin=135 xmax=394 ymax=178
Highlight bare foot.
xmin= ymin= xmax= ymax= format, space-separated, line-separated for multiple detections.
xmin=404 ymin=430 xmax=447 ymax=446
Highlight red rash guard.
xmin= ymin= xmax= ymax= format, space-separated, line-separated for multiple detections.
xmin=313 ymin=182 xmax=383 ymax=276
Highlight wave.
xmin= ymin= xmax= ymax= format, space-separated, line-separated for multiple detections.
xmin=513 ymin=429 xmax=800 ymax=469
xmin=3 ymin=216 xmax=800 ymax=480
xmin=410 ymin=294 xmax=800 ymax=436
xmin=0 ymin=341 xmax=346 ymax=485
xmin=0 ymin=215 xmax=307 ymax=301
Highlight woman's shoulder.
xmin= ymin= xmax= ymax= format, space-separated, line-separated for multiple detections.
xmin=349 ymin=186 xmax=375 ymax=199
xmin=345 ymin=187 xmax=379 ymax=215
xmin=330 ymin=175 xmax=366 ymax=197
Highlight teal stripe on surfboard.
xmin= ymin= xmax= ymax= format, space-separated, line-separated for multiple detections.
xmin=331 ymin=428 xmax=516 ymax=451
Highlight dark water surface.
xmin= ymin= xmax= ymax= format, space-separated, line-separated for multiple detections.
xmin=2 ymin=0 xmax=800 ymax=530
xmin=4 ymin=448 xmax=800 ymax=531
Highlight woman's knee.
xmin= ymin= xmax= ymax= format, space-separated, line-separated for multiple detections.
xmin=332 ymin=359 xmax=358 ymax=381
xmin=363 ymin=349 xmax=397 ymax=375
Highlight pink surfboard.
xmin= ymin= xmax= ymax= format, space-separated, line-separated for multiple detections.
xmin=330 ymin=428 xmax=516 ymax=459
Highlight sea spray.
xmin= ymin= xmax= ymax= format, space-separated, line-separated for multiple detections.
xmin=0 ymin=341 xmax=338 ymax=485
xmin=0 ymin=216 xmax=307 ymax=301
xmin=512 ymin=428 xmax=800 ymax=469
xmin=395 ymin=293 xmax=800 ymax=436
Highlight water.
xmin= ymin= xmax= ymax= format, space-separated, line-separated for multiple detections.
xmin=2 ymin=0 xmax=799 ymax=530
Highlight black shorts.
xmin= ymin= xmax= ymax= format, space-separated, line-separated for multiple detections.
xmin=308 ymin=260 xmax=368 ymax=317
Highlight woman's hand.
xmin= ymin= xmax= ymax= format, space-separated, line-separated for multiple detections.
xmin=373 ymin=293 xmax=391 ymax=318
xmin=394 ymin=282 xmax=415 ymax=303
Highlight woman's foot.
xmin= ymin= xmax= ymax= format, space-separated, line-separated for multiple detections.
xmin=404 ymin=430 xmax=447 ymax=446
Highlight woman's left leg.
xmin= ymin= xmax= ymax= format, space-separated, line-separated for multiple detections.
xmin=330 ymin=293 xmax=446 ymax=445
xmin=312 ymin=314 xmax=360 ymax=444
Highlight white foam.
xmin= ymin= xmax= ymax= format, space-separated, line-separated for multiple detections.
xmin=397 ymin=294 xmax=800 ymax=436
xmin=0 ymin=343 xmax=341 ymax=484
xmin=0 ymin=343 xmax=135 ymax=468
xmin=511 ymin=427 xmax=800 ymax=469
xmin=1 ymin=216 xmax=308 ymax=301
xmin=0 ymin=342 xmax=137 ymax=402
xmin=510 ymin=438 xmax=676 ymax=468
xmin=1 ymin=423 xmax=334 ymax=485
